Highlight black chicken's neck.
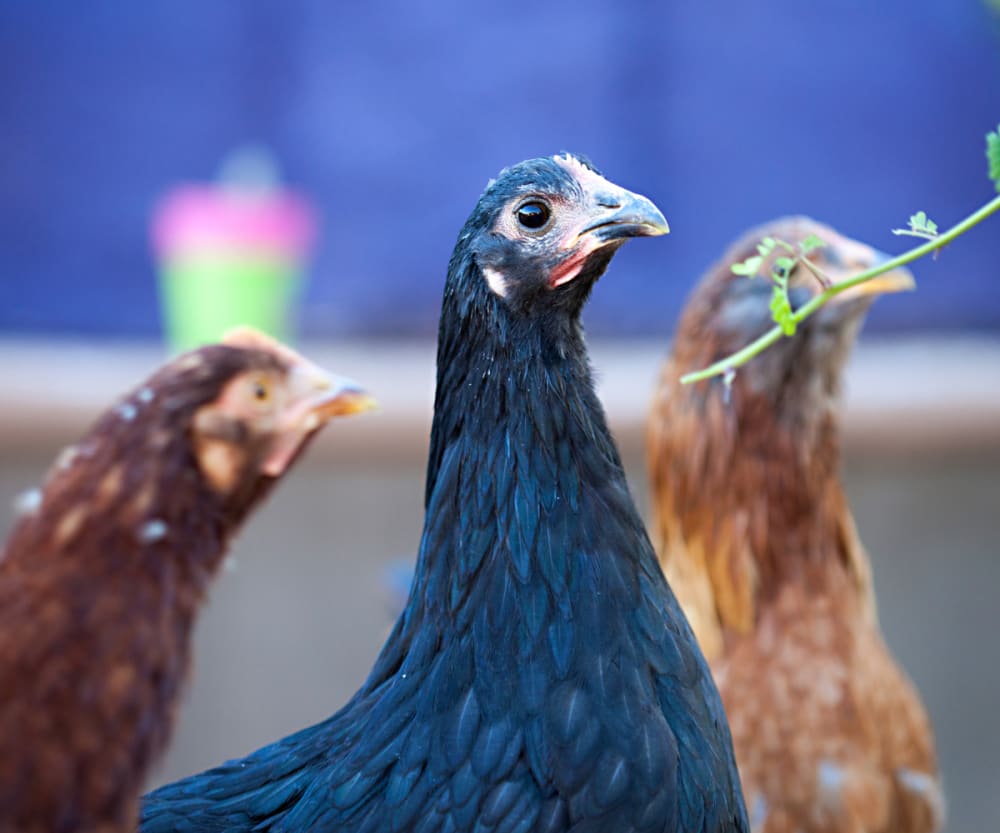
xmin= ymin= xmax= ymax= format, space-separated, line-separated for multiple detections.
xmin=427 ymin=315 xmax=611 ymax=510
xmin=425 ymin=256 xmax=599 ymax=500
xmin=376 ymin=260 xmax=658 ymax=677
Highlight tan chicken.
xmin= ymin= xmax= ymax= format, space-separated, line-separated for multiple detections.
xmin=647 ymin=218 xmax=943 ymax=833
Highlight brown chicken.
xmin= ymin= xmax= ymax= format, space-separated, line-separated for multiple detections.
xmin=0 ymin=328 xmax=374 ymax=833
xmin=647 ymin=218 xmax=943 ymax=833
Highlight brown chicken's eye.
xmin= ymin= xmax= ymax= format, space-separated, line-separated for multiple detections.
xmin=515 ymin=201 xmax=551 ymax=230
xmin=251 ymin=379 xmax=270 ymax=402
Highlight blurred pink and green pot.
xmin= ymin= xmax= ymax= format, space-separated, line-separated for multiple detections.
xmin=151 ymin=184 xmax=317 ymax=353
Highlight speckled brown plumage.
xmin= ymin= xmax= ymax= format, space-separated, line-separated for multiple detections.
xmin=0 ymin=330 xmax=373 ymax=833
xmin=647 ymin=218 xmax=942 ymax=833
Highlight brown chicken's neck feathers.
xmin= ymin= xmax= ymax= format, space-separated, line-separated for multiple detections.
xmin=648 ymin=358 xmax=876 ymax=660
xmin=6 ymin=391 xmax=261 ymax=592
xmin=0 ymin=386 xmax=256 ymax=830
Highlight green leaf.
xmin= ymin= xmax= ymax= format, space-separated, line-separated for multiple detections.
xmin=892 ymin=210 xmax=939 ymax=240
xmin=910 ymin=211 xmax=938 ymax=235
xmin=799 ymin=234 xmax=827 ymax=255
xmin=731 ymin=255 xmax=763 ymax=276
xmin=987 ymin=124 xmax=1000 ymax=194
xmin=769 ymin=284 xmax=796 ymax=336
xmin=754 ymin=238 xmax=778 ymax=258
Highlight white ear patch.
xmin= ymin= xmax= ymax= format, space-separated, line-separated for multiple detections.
xmin=482 ymin=266 xmax=508 ymax=298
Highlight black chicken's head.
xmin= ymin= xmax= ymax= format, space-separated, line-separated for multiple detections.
xmin=449 ymin=153 xmax=668 ymax=326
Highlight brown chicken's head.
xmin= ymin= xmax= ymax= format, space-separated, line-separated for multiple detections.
xmin=181 ymin=328 xmax=376 ymax=503
xmin=649 ymin=218 xmax=913 ymax=657
xmin=18 ymin=328 xmax=375 ymax=572
xmin=673 ymin=216 xmax=914 ymax=427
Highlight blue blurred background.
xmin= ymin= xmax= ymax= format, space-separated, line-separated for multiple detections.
xmin=1 ymin=1 xmax=998 ymax=339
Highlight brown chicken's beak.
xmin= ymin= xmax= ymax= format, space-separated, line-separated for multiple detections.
xmin=286 ymin=362 xmax=378 ymax=432
xmin=261 ymin=359 xmax=377 ymax=478
xmin=300 ymin=370 xmax=377 ymax=426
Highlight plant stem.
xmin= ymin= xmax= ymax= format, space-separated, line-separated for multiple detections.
xmin=680 ymin=193 xmax=1000 ymax=384
xmin=797 ymin=256 xmax=834 ymax=290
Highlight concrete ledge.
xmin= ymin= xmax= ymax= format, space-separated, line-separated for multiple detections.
xmin=1 ymin=336 xmax=998 ymax=459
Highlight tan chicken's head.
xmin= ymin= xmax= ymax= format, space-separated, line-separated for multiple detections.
xmin=670 ymin=216 xmax=914 ymax=425
xmin=648 ymin=217 xmax=913 ymax=658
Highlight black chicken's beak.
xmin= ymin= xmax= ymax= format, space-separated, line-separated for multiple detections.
xmin=580 ymin=191 xmax=670 ymax=243
xmin=550 ymin=156 xmax=669 ymax=289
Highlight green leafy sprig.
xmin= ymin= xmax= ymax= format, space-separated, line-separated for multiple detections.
xmin=988 ymin=126 xmax=1000 ymax=193
xmin=729 ymin=235 xmax=832 ymax=337
xmin=892 ymin=210 xmax=939 ymax=241
xmin=681 ymin=124 xmax=1000 ymax=385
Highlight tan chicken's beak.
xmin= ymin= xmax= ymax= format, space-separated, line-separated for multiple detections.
xmin=830 ymin=265 xmax=916 ymax=304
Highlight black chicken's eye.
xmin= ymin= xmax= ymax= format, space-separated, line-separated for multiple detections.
xmin=252 ymin=380 xmax=270 ymax=402
xmin=516 ymin=202 xmax=550 ymax=230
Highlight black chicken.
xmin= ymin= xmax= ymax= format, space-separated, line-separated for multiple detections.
xmin=141 ymin=154 xmax=748 ymax=833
